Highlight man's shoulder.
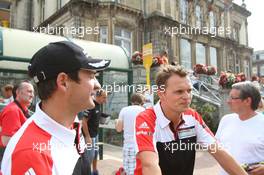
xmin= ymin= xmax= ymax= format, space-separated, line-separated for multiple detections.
xmin=138 ymin=107 xmax=156 ymax=117
xmin=136 ymin=108 xmax=157 ymax=126
xmin=221 ymin=113 xmax=238 ymax=122
xmin=0 ymin=102 xmax=20 ymax=117
xmin=1 ymin=102 xmax=19 ymax=112
xmin=121 ymin=105 xmax=145 ymax=113
xmin=9 ymin=120 xmax=52 ymax=154
xmin=2 ymin=143 xmax=53 ymax=175
xmin=2 ymin=120 xmax=53 ymax=172
xmin=183 ymin=108 xmax=204 ymax=122
xmin=183 ymin=108 xmax=199 ymax=116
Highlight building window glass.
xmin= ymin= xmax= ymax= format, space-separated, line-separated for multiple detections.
xmin=180 ymin=39 xmax=191 ymax=70
xmin=209 ymin=11 xmax=216 ymax=34
xmin=244 ymin=60 xmax=249 ymax=78
xmin=57 ymin=0 xmax=62 ymax=10
xmin=232 ymin=27 xmax=239 ymax=41
xmin=180 ymin=0 xmax=188 ymax=24
xmin=219 ymin=12 xmax=225 ymax=37
xmin=195 ymin=5 xmax=202 ymax=28
xmin=260 ymin=65 xmax=264 ymax=76
xmin=252 ymin=66 xmax=258 ymax=75
xmin=260 ymin=54 xmax=264 ymax=60
xmin=210 ymin=47 xmax=217 ymax=69
xmin=40 ymin=0 xmax=45 ymax=22
xmin=100 ymin=26 xmax=108 ymax=43
xmin=235 ymin=57 xmax=240 ymax=74
xmin=114 ymin=27 xmax=132 ymax=56
xmin=196 ymin=43 xmax=206 ymax=65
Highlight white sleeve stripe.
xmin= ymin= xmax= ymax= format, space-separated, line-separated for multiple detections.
xmin=25 ymin=168 xmax=36 ymax=175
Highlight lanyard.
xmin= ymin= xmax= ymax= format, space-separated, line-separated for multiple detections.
xmin=14 ymin=100 xmax=30 ymax=118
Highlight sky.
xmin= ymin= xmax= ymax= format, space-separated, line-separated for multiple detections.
xmin=233 ymin=0 xmax=264 ymax=51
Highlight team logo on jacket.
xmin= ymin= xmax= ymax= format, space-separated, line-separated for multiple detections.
xmin=25 ymin=168 xmax=36 ymax=175
xmin=138 ymin=122 xmax=149 ymax=129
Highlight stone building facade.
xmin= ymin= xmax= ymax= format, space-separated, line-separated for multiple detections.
xmin=252 ymin=50 xmax=264 ymax=77
xmin=9 ymin=0 xmax=253 ymax=77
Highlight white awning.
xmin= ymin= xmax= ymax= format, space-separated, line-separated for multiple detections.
xmin=0 ymin=27 xmax=130 ymax=71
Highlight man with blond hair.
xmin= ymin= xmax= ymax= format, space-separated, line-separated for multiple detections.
xmin=134 ymin=65 xmax=247 ymax=175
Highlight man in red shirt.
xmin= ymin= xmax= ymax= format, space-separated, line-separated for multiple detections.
xmin=0 ymin=81 xmax=34 ymax=160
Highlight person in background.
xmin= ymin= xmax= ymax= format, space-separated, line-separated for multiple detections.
xmin=115 ymin=93 xmax=145 ymax=175
xmin=0 ymin=84 xmax=14 ymax=104
xmin=0 ymin=81 xmax=34 ymax=162
xmin=82 ymin=89 xmax=108 ymax=175
xmin=216 ymin=82 xmax=264 ymax=175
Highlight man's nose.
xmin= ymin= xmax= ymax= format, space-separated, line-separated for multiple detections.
xmin=182 ymin=91 xmax=191 ymax=99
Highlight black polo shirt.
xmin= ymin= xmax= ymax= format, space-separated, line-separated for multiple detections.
xmin=83 ymin=100 xmax=101 ymax=138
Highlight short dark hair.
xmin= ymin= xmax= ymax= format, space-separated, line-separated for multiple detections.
xmin=131 ymin=93 xmax=145 ymax=105
xmin=36 ymin=71 xmax=80 ymax=100
xmin=155 ymin=65 xmax=188 ymax=89
xmin=232 ymin=82 xmax=261 ymax=110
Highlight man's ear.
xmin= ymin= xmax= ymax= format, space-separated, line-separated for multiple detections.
xmin=56 ymin=72 xmax=68 ymax=91
xmin=245 ymin=97 xmax=252 ymax=107
xmin=157 ymin=88 xmax=165 ymax=101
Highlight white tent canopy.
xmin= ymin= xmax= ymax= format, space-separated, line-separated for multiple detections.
xmin=0 ymin=27 xmax=130 ymax=72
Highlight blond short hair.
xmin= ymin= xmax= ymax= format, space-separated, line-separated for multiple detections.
xmin=155 ymin=65 xmax=188 ymax=89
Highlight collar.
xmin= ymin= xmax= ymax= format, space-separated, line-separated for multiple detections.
xmin=33 ymin=103 xmax=76 ymax=147
xmin=153 ymin=102 xmax=171 ymax=129
xmin=14 ymin=100 xmax=28 ymax=111
xmin=153 ymin=102 xmax=185 ymax=129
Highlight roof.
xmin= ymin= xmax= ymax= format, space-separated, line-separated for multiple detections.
xmin=0 ymin=27 xmax=130 ymax=72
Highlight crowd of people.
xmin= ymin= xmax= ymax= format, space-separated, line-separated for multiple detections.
xmin=0 ymin=41 xmax=263 ymax=175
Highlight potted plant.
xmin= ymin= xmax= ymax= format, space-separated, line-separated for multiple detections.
xmin=219 ymin=72 xmax=246 ymax=89
xmin=131 ymin=51 xmax=143 ymax=65
xmin=206 ymin=65 xmax=217 ymax=75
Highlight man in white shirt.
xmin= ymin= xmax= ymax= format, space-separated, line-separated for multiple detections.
xmin=216 ymin=81 xmax=264 ymax=175
xmin=115 ymin=93 xmax=145 ymax=175
xmin=1 ymin=41 xmax=110 ymax=175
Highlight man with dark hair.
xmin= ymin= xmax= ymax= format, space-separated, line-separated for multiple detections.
xmin=1 ymin=41 xmax=110 ymax=175
xmin=216 ymin=82 xmax=264 ymax=175
xmin=134 ymin=65 xmax=247 ymax=175
xmin=82 ymin=89 xmax=108 ymax=175
xmin=115 ymin=93 xmax=145 ymax=175
xmin=0 ymin=81 xmax=34 ymax=162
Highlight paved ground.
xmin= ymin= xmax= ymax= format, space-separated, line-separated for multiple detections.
xmin=97 ymin=144 xmax=220 ymax=175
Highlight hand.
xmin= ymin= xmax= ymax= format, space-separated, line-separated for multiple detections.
xmin=249 ymin=164 xmax=264 ymax=175
xmin=85 ymin=136 xmax=92 ymax=144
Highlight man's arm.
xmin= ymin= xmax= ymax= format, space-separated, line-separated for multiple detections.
xmin=2 ymin=149 xmax=52 ymax=175
xmin=1 ymin=109 xmax=22 ymax=146
xmin=249 ymin=164 xmax=264 ymax=175
xmin=115 ymin=119 xmax=123 ymax=132
xmin=137 ymin=151 xmax=161 ymax=175
xmin=208 ymin=143 xmax=247 ymax=175
xmin=1 ymin=135 xmax=10 ymax=146
xmin=82 ymin=117 xmax=92 ymax=144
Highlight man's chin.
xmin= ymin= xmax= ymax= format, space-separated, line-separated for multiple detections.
xmin=86 ymin=101 xmax=95 ymax=109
